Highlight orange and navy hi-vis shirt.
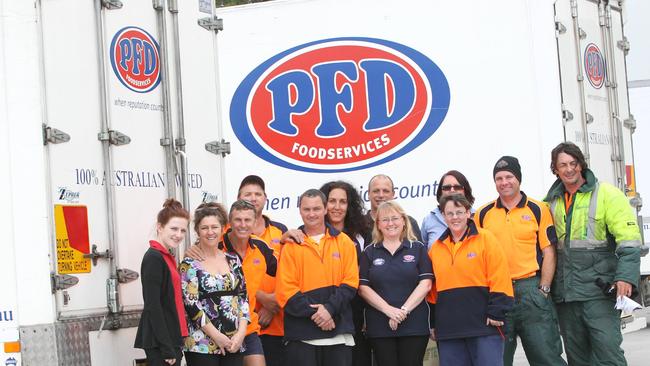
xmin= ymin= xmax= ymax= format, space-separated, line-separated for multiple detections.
xmin=255 ymin=216 xmax=287 ymax=337
xmin=221 ymin=231 xmax=277 ymax=336
xmin=276 ymin=224 xmax=359 ymax=341
xmin=427 ymin=220 xmax=513 ymax=341
xmin=475 ymin=192 xmax=558 ymax=280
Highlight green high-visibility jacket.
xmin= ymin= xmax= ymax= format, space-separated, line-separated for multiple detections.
xmin=544 ymin=169 xmax=641 ymax=303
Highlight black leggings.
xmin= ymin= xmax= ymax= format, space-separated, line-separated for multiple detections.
xmin=144 ymin=348 xmax=183 ymax=366
xmin=184 ymin=351 xmax=243 ymax=366
xmin=370 ymin=335 xmax=429 ymax=366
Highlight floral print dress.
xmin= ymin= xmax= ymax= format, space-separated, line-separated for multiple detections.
xmin=180 ymin=252 xmax=250 ymax=354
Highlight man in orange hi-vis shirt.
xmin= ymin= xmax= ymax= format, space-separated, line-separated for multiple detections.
xmin=276 ymin=189 xmax=359 ymax=366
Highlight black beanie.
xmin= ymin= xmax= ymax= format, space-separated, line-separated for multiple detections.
xmin=493 ymin=156 xmax=522 ymax=182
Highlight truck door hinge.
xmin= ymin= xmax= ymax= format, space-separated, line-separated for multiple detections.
xmin=555 ymin=21 xmax=567 ymax=35
xmin=617 ymin=37 xmax=630 ymax=54
xmin=51 ymin=273 xmax=79 ymax=293
xmin=101 ymin=0 xmax=123 ymax=10
xmin=117 ymin=268 xmax=140 ymax=284
xmin=578 ymin=27 xmax=587 ymax=39
xmin=198 ymin=17 xmax=224 ymax=32
xmin=42 ymin=124 xmax=71 ymax=145
xmin=83 ymin=244 xmax=113 ymax=266
xmin=98 ymin=130 xmax=131 ymax=146
xmin=205 ymin=139 xmax=231 ymax=157
xmin=624 ymin=114 xmax=637 ymax=133
xmin=562 ymin=108 xmax=574 ymax=122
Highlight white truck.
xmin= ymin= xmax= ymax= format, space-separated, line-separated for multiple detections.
xmin=0 ymin=0 xmax=642 ymax=365
xmin=627 ymin=0 xmax=650 ymax=307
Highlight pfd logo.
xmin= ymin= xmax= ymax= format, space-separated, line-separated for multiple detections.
xmin=231 ymin=37 xmax=450 ymax=172
xmin=110 ymin=26 xmax=161 ymax=93
xmin=584 ymin=43 xmax=605 ymax=89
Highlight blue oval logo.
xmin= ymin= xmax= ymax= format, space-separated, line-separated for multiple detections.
xmin=110 ymin=26 xmax=161 ymax=93
xmin=584 ymin=43 xmax=605 ymax=89
xmin=230 ymin=37 xmax=450 ymax=172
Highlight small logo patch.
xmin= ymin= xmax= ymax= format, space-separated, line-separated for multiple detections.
xmin=332 ymin=252 xmax=341 ymax=259
xmin=467 ymin=252 xmax=477 ymax=259
xmin=252 ymin=258 xmax=261 ymax=265
xmin=373 ymin=258 xmax=385 ymax=266
xmin=521 ymin=215 xmax=532 ymax=221
xmin=403 ymin=255 xmax=415 ymax=263
xmin=584 ymin=43 xmax=605 ymax=89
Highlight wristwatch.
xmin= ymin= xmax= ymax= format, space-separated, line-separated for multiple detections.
xmin=538 ymin=284 xmax=551 ymax=294
xmin=400 ymin=305 xmax=410 ymax=314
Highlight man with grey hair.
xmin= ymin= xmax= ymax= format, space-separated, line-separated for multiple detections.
xmin=276 ymin=189 xmax=359 ymax=366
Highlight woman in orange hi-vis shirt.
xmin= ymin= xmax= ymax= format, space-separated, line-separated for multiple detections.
xmin=428 ymin=194 xmax=513 ymax=366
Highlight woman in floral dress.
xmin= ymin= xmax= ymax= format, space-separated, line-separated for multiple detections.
xmin=181 ymin=202 xmax=250 ymax=366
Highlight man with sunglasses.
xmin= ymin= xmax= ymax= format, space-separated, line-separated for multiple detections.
xmin=475 ymin=156 xmax=566 ymax=366
xmin=221 ymin=200 xmax=278 ymax=366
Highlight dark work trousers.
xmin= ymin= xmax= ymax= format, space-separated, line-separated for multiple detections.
xmin=184 ymin=351 xmax=244 ymax=366
xmin=260 ymin=335 xmax=286 ymax=366
xmin=144 ymin=348 xmax=183 ymax=366
xmin=438 ymin=335 xmax=504 ymax=366
xmin=556 ymin=299 xmax=626 ymax=366
xmin=285 ymin=341 xmax=352 ymax=366
xmin=369 ymin=335 xmax=429 ymax=366
xmin=353 ymin=330 xmax=372 ymax=366
xmin=503 ymin=277 xmax=566 ymax=366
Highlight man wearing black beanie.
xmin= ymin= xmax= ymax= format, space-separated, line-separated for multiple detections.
xmin=475 ymin=156 xmax=566 ymax=366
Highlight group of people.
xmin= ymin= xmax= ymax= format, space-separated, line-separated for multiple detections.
xmin=134 ymin=141 xmax=643 ymax=366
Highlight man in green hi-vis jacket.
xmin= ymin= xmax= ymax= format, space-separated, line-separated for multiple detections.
xmin=545 ymin=142 xmax=643 ymax=366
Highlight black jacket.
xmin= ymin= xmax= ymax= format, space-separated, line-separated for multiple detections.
xmin=134 ymin=248 xmax=183 ymax=358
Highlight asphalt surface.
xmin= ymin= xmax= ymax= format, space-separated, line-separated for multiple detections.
xmin=513 ymin=307 xmax=650 ymax=366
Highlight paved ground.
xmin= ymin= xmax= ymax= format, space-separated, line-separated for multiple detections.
xmin=513 ymin=307 xmax=650 ymax=365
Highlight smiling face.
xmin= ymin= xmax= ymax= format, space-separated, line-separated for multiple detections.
xmin=440 ymin=175 xmax=465 ymax=198
xmin=494 ymin=170 xmax=520 ymax=200
xmin=300 ymin=195 xmax=326 ymax=232
xmin=554 ymin=152 xmax=585 ymax=190
xmin=197 ymin=215 xmax=224 ymax=248
xmin=368 ymin=176 xmax=395 ymax=211
xmin=157 ymin=217 xmax=189 ymax=250
xmin=442 ymin=200 xmax=470 ymax=237
xmin=229 ymin=208 xmax=256 ymax=241
xmin=326 ymin=188 xmax=348 ymax=227
xmin=377 ymin=208 xmax=405 ymax=242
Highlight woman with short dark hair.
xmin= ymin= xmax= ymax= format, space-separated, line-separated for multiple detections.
xmin=429 ymin=194 xmax=513 ymax=366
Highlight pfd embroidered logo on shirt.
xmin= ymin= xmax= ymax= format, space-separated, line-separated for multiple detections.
xmin=402 ymin=255 xmax=415 ymax=263
xmin=522 ymin=215 xmax=532 ymax=221
xmin=332 ymin=252 xmax=341 ymax=259
xmin=373 ymin=258 xmax=385 ymax=266
xmin=467 ymin=252 xmax=477 ymax=259
xmin=253 ymin=258 xmax=261 ymax=265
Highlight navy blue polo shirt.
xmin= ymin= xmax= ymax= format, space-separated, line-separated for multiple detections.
xmin=359 ymin=240 xmax=434 ymax=338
